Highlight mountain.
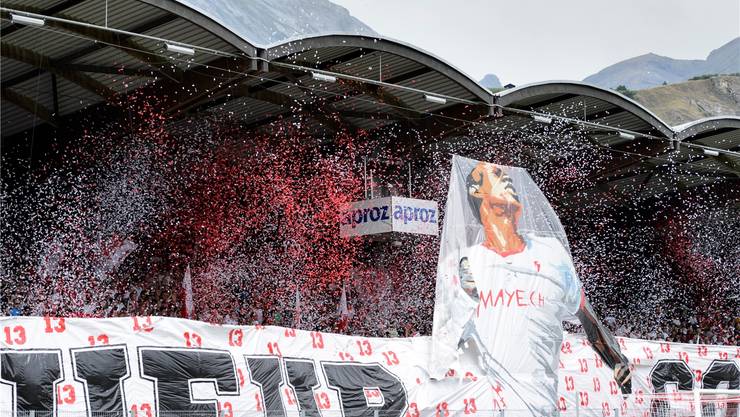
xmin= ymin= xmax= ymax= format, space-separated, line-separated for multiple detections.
xmin=706 ymin=37 xmax=740 ymax=75
xmin=178 ymin=0 xmax=377 ymax=46
xmin=584 ymin=38 xmax=740 ymax=90
xmin=479 ymin=74 xmax=502 ymax=89
xmin=631 ymin=75 xmax=740 ymax=125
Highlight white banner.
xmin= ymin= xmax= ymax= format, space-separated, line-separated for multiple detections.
xmin=390 ymin=197 xmax=438 ymax=236
xmin=340 ymin=197 xmax=393 ymax=237
xmin=340 ymin=197 xmax=438 ymax=238
xmin=0 ymin=316 xmax=738 ymax=417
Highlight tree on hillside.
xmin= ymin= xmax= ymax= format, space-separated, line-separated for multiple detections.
xmin=614 ymin=85 xmax=636 ymax=99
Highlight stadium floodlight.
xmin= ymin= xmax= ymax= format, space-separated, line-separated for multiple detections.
xmin=703 ymin=149 xmax=720 ymax=157
xmin=618 ymin=132 xmax=636 ymax=140
xmin=424 ymin=94 xmax=447 ymax=105
xmin=312 ymin=72 xmax=337 ymax=83
xmin=533 ymin=115 xmax=552 ymax=125
xmin=11 ymin=14 xmax=45 ymax=26
xmin=166 ymin=43 xmax=195 ymax=56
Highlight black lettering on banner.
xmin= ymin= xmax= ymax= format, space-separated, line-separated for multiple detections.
xmin=701 ymin=360 xmax=740 ymax=416
xmin=429 ymin=209 xmax=437 ymax=224
xmin=284 ymin=359 xmax=321 ymax=417
xmin=139 ymin=348 xmax=239 ymax=417
xmin=72 ymin=346 xmax=130 ymax=417
xmin=702 ymin=360 xmax=740 ymax=389
xmin=0 ymin=350 xmax=63 ymax=415
xmin=246 ymin=356 xmax=286 ymax=417
xmin=322 ymin=362 xmax=407 ymax=417
xmin=370 ymin=208 xmax=380 ymax=222
xmin=648 ymin=360 xmax=694 ymax=417
xmin=380 ymin=206 xmax=389 ymax=220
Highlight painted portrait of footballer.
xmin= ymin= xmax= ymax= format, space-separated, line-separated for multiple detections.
xmin=431 ymin=157 xmax=631 ymax=416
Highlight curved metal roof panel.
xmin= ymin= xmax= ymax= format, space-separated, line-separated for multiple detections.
xmin=674 ymin=116 xmax=740 ymax=140
xmin=496 ymin=80 xmax=675 ymax=138
xmin=264 ymin=34 xmax=494 ymax=105
xmin=140 ymin=0 xmax=259 ymax=56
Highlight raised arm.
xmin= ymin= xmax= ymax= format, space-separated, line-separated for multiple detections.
xmin=576 ymin=295 xmax=632 ymax=394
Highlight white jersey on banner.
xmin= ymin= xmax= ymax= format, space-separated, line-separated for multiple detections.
xmin=431 ymin=156 xmax=627 ymax=415
xmin=466 ymin=235 xmax=582 ymax=405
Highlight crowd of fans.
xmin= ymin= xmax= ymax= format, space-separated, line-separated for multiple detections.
xmin=3 ymin=244 xmax=738 ymax=346
xmin=2 ymin=110 xmax=737 ymax=348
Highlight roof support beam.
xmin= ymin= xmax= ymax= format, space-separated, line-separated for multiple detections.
xmin=338 ymin=110 xmax=401 ymax=121
xmin=235 ymin=83 xmax=352 ymax=133
xmin=276 ymin=71 xmax=353 ymax=132
xmin=0 ymin=0 xmax=85 ymax=37
xmin=1 ymin=87 xmax=57 ymax=127
xmin=285 ymin=48 xmax=369 ymax=70
xmin=323 ymin=67 xmax=437 ymax=129
xmin=1 ymin=13 xmax=178 ymax=90
xmin=191 ymin=62 xmax=440 ymax=132
xmin=236 ymin=85 xmax=295 ymax=107
xmin=48 ymin=19 xmax=178 ymax=76
xmin=511 ymin=93 xmax=580 ymax=111
xmin=1 ymin=4 xmax=180 ymax=78
xmin=359 ymin=83 xmax=423 ymax=125
xmin=50 ymin=74 xmax=59 ymax=116
xmin=584 ymin=107 xmax=629 ymax=123
xmin=579 ymin=147 xmax=739 ymax=200
xmin=0 ymin=43 xmax=117 ymax=100
xmin=715 ymin=156 xmax=739 ymax=172
xmin=586 ymin=140 xmax=669 ymax=181
xmin=157 ymin=57 xmax=255 ymax=115
xmin=597 ymin=140 xmax=740 ymax=183
xmin=637 ymin=168 xmax=659 ymax=194
xmin=59 ymin=63 xmax=157 ymax=77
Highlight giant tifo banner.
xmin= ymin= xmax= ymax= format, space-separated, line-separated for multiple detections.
xmin=2 ymin=156 xmax=738 ymax=417
xmin=0 ymin=317 xmax=738 ymax=417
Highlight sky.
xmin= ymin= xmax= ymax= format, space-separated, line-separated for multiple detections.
xmin=331 ymin=0 xmax=740 ymax=86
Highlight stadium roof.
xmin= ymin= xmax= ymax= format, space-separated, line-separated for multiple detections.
xmin=493 ymin=82 xmax=739 ymax=199
xmin=1 ymin=0 xmax=738 ymax=200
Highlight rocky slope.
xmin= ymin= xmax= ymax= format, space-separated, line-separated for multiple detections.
xmin=631 ymin=75 xmax=740 ymax=125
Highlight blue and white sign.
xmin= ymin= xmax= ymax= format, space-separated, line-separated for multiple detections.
xmin=340 ymin=197 xmax=438 ymax=237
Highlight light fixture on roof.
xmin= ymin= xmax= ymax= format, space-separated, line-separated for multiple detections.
xmin=312 ymin=72 xmax=337 ymax=83
xmin=703 ymin=149 xmax=720 ymax=157
xmin=618 ymin=132 xmax=636 ymax=140
xmin=166 ymin=43 xmax=195 ymax=56
xmin=424 ymin=94 xmax=447 ymax=105
xmin=11 ymin=13 xmax=45 ymax=26
xmin=533 ymin=115 xmax=552 ymax=125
